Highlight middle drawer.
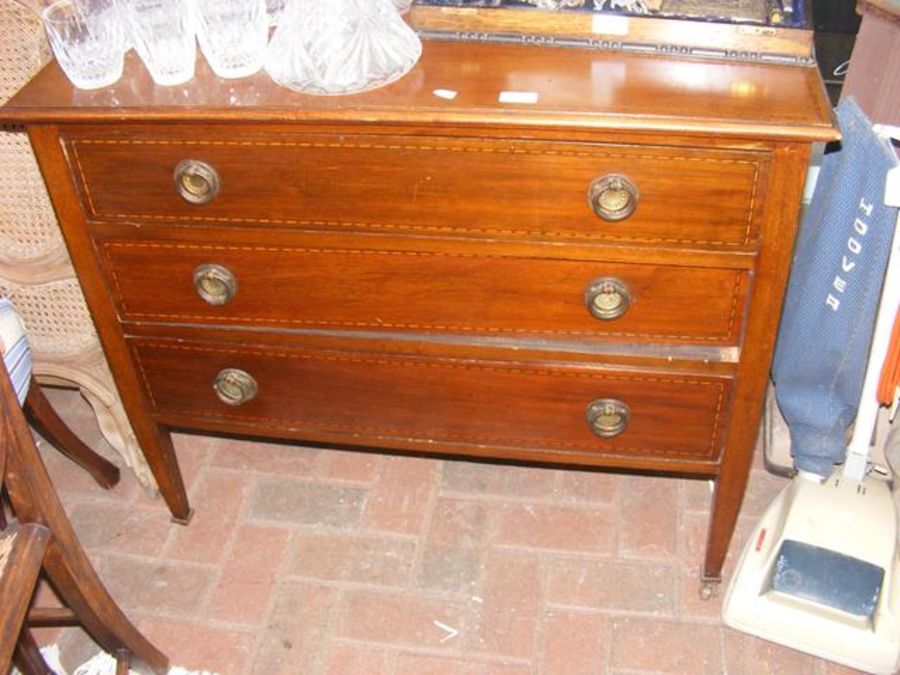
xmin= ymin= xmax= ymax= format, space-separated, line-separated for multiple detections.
xmin=100 ymin=240 xmax=749 ymax=346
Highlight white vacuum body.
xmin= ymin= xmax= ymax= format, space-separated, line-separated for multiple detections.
xmin=725 ymin=120 xmax=900 ymax=672
xmin=723 ymin=471 xmax=900 ymax=674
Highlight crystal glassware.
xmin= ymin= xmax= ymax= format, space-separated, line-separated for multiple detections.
xmin=42 ymin=0 xmax=126 ymax=90
xmin=265 ymin=0 xmax=286 ymax=26
xmin=118 ymin=0 xmax=196 ymax=86
xmin=194 ymin=0 xmax=269 ymax=79
xmin=265 ymin=0 xmax=422 ymax=95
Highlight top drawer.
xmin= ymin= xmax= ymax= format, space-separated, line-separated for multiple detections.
xmin=65 ymin=130 xmax=769 ymax=249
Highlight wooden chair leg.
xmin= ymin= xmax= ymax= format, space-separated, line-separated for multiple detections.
xmin=13 ymin=630 xmax=54 ymax=675
xmin=32 ymin=537 xmax=167 ymax=674
xmin=0 ymin=523 xmax=49 ymax=671
xmin=4 ymin=401 xmax=167 ymax=673
xmin=25 ymin=378 xmax=120 ymax=489
xmin=116 ymin=648 xmax=131 ymax=675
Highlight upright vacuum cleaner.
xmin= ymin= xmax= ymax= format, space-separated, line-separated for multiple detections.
xmin=723 ymin=100 xmax=900 ymax=673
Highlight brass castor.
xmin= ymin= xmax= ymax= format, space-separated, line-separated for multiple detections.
xmin=699 ymin=580 xmax=720 ymax=601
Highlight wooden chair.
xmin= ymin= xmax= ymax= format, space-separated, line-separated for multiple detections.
xmin=0 ymin=358 xmax=168 ymax=673
xmin=0 ymin=298 xmax=120 ymax=489
xmin=24 ymin=379 xmax=121 ymax=490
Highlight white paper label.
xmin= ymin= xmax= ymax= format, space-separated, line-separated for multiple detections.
xmin=498 ymin=91 xmax=539 ymax=105
xmin=433 ymin=89 xmax=458 ymax=100
xmin=802 ymin=165 xmax=820 ymax=205
xmin=592 ymin=14 xmax=629 ymax=35
xmin=886 ymin=165 xmax=900 ymax=208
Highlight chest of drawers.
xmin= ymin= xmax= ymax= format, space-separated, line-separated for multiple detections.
xmin=2 ymin=42 xmax=836 ymax=590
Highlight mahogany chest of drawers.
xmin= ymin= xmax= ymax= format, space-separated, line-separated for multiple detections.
xmin=3 ymin=42 xmax=836 ymax=589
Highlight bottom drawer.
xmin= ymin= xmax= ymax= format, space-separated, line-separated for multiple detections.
xmin=131 ymin=337 xmax=732 ymax=465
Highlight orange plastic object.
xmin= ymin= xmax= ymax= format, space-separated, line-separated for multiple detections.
xmin=878 ymin=309 xmax=900 ymax=406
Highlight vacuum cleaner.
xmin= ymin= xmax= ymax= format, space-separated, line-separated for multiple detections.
xmin=723 ymin=118 xmax=900 ymax=673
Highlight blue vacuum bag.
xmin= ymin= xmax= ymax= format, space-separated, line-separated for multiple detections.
xmin=772 ymin=97 xmax=899 ymax=477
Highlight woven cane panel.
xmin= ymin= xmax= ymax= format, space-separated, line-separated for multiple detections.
xmin=0 ymin=134 xmax=64 ymax=259
xmin=0 ymin=3 xmax=50 ymax=103
xmin=0 ymin=1 xmax=62 ymax=262
xmin=0 ymin=279 xmax=98 ymax=355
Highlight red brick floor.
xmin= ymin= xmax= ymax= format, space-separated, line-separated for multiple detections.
xmin=34 ymin=387 xmax=865 ymax=675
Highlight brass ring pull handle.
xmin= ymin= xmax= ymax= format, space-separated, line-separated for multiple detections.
xmin=174 ymin=159 xmax=220 ymax=205
xmin=213 ymin=368 xmax=258 ymax=406
xmin=587 ymin=174 xmax=639 ymax=221
xmin=193 ymin=263 xmax=237 ymax=306
xmin=585 ymin=277 xmax=632 ymax=321
xmin=586 ymin=398 xmax=630 ymax=438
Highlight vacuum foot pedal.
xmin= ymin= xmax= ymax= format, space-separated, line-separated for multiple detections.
xmin=770 ymin=539 xmax=884 ymax=620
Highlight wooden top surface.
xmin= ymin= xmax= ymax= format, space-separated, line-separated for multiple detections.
xmin=2 ymin=40 xmax=837 ymax=141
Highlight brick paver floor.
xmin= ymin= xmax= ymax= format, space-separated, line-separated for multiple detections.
xmin=32 ymin=387 xmax=862 ymax=674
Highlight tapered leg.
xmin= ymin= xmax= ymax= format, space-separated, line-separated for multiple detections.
xmin=698 ymin=146 xmax=814 ymax=594
xmin=148 ymin=426 xmax=193 ymax=524
xmin=27 ymin=126 xmax=191 ymax=524
xmin=703 ymin=470 xmax=753 ymax=585
xmin=25 ymin=378 xmax=120 ymax=489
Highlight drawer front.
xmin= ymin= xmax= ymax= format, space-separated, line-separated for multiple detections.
xmin=102 ymin=240 xmax=749 ymax=345
xmin=69 ymin=132 xmax=767 ymax=248
xmin=131 ymin=337 xmax=732 ymax=462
